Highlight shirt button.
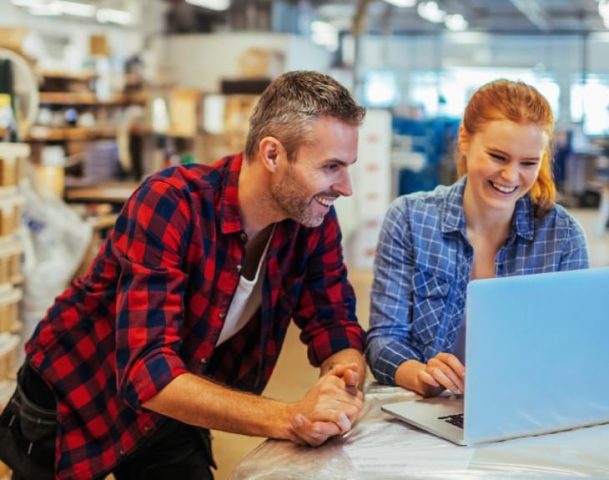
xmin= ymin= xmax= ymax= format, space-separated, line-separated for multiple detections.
xmin=240 ymin=232 xmax=247 ymax=242
xmin=236 ymin=264 xmax=242 ymax=273
xmin=219 ymin=312 xmax=226 ymax=319
xmin=200 ymin=357 xmax=207 ymax=365
xmin=119 ymin=449 xmax=126 ymax=456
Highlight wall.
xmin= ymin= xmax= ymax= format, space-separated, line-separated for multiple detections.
xmin=164 ymin=32 xmax=331 ymax=92
xmin=0 ymin=1 xmax=167 ymax=72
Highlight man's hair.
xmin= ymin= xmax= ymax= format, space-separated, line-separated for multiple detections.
xmin=245 ymin=70 xmax=366 ymax=161
xmin=457 ymin=79 xmax=556 ymax=216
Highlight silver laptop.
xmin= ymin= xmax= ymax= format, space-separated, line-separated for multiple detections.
xmin=382 ymin=267 xmax=609 ymax=446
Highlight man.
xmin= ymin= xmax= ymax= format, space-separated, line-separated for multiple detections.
xmin=0 ymin=71 xmax=367 ymax=479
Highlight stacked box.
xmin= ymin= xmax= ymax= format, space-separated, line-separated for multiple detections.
xmin=0 ymin=332 xmax=19 ymax=382
xmin=0 ymin=144 xmax=28 ymax=388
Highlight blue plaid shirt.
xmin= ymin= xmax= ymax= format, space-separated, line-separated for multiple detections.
xmin=366 ymin=177 xmax=589 ymax=385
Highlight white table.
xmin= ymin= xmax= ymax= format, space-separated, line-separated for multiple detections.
xmin=231 ymin=385 xmax=609 ymax=479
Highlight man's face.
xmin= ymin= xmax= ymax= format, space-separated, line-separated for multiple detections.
xmin=270 ymin=117 xmax=358 ymax=227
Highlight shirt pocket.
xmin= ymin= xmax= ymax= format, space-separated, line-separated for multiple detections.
xmin=413 ymin=270 xmax=450 ymax=298
xmin=411 ymin=270 xmax=451 ymax=344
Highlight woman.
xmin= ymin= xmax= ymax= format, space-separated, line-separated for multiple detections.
xmin=366 ymin=79 xmax=589 ymax=397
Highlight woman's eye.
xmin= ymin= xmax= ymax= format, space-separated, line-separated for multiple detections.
xmin=489 ymin=153 xmax=506 ymax=161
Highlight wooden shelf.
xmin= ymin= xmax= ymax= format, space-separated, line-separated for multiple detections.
xmin=37 ymin=69 xmax=97 ymax=81
xmin=27 ymin=127 xmax=117 ymax=141
xmin=26 ymin=125 xmax=151 ymax=142
xmin=39 ymin=92 xmax=146 ymax=106
xmin=65 ymin=180 xmax=140 ymax=203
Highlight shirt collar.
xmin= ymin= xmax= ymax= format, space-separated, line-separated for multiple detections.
xmin=440 ymin=175 xmax=535 ymax=241
xmin=218 ymin=152 xmax=244 ymax=235
xmin=441 ymin=177 xmax=467 ymax=234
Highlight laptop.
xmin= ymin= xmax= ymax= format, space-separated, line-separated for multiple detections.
xmin=382 ymin=267 xmax=609 ymax=446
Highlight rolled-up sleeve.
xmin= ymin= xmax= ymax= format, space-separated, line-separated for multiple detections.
xmin=111 ymin=180 xmax=193 ymax=411
xmin=292 ymin=208 xmax=365 ymax=367
xmin=366 ymin=198 xmax=423 ymax=385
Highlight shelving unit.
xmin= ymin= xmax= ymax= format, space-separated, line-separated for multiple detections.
xmin=22 ymin=69 xmax=150 ymax=199
xmin=0 ymin=142 xmax=27 ymax=413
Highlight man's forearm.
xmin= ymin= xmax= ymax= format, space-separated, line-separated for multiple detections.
xmin=320 ymin=348 xmax=366 ymax=390
xmin=142 ymin=372 xmax=293 ymax=439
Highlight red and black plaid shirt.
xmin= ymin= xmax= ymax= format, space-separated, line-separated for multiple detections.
xmin=25 ymin=153 xmax=364 ymax=479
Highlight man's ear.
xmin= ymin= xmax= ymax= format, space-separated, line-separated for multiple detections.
xmin=258 ymin=137 xmax=283 ymax=173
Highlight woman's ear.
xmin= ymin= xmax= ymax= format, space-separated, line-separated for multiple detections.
xmin=458 ymin=124 xmax=470 ymax=155
xmin=258 ymin=137 xmax=283 ymax=173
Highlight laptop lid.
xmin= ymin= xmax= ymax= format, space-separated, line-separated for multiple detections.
xmin=464 ymin=267 xmax=609 ymax=444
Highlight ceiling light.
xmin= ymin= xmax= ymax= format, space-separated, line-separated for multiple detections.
xmin=445 ymin=14 xmax=468 ymax=31
xmin=417 ymin=1 xmax=446 ymax=23
xmin=384 ymin=0 xmax=416 ymax=7
xmin=52 ymin=0 xmax=96 ymax=17
xmin=311 ymin=20 xmax=338 ymax=52
xmin=185 ymin=0 xmax=231 ymax=11
xmin=97 ymin=8 xmax=134 ymax=25
xmin=11 ymin=0 xmax=46 ymax=6
xmin=28 ymin=3 xmax=61 ymax=15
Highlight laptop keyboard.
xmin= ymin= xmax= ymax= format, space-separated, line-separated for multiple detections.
xmin=438 ymin=413 xmax=464 ymax=428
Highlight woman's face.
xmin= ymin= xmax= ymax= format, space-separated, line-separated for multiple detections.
xmin=460 ymin=119 xmax=547 ymax=215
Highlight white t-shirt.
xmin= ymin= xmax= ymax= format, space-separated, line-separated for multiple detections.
xmin=216 ymin=230 xmax=273 ymax=346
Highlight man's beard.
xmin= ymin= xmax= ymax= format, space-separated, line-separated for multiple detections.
xmin=270 ymin=167 xmax=324 ymax=228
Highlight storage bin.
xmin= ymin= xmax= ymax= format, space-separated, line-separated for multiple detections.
xmin=0 ymin=143 xmax=28 ymax=188
xmin=0 ymin=195 xmax=24 ymax=238
xmin=0 ymin=287 xmax=22 ymax=334
xmin=0 ymin=236 xmax=23 ymax=285
xmin=0 ymin=332 xmax=19 ymax=382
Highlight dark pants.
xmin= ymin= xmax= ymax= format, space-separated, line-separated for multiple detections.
xmin=0 ymin=365 xmax=215 ymax=480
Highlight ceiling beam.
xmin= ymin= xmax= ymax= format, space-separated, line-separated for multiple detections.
xmin=509 ymin=0 xmax=549 ymax=31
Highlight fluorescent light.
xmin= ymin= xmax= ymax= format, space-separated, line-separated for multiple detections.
xmin=417 ymin=1 xmax=446 ymax=23
xmin=28 ymin=3 xmax=62 ymax=15
xmin=445 ymin=14 xmax=468 ymax=31
xmin=52 ymin=0 xmax=96 ymax=17
xmin=311 ymin=20 xmax=338 ymax=52
xmin=97 ymin=8 xmax=134 ymax=25
xmin=185 ymin=0 xmax=230 ymax=11
xmin=384 ymin=0 xmax=416 ymax=7
xmin=11 ymin=0 xmax=46 ymax=7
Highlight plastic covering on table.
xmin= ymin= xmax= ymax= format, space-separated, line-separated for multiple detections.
xmin=231 ymin=384 xmax=609 ymax=479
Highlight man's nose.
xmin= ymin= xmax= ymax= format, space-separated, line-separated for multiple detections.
xmin=333 ymin=169 xmax=353 ymax=197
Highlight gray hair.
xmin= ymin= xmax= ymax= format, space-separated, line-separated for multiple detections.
xmin=245 ymin=70 xmax=366 ymax=161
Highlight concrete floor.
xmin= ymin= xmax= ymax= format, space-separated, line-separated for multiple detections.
xmin=211 ymin=207 xmax=609 ymax=480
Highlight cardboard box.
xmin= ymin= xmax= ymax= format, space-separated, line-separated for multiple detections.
xmin=238 ymin=48 xmax=284 ymax=79
xmin=0 ymin=27 xmax=29 ymax=53
xmin=199 ymin=132 xmax=245 ymax=165
xmin=0 ymin=195 xmax=24 ymax=237
xmin=224 ymin=95 xmax=258 ymax=134
xmin=0 ymin=287 xmax=21 ymax=334
xmin=0 ymin=143 xmax=28 ymax=188
xmin=169 ymin=88 xmax=201 ymax=137
xmin=90 ymin=34 xmax=110 ymax=57
xmin=0 ymin=236 xmax=23 ymax=285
